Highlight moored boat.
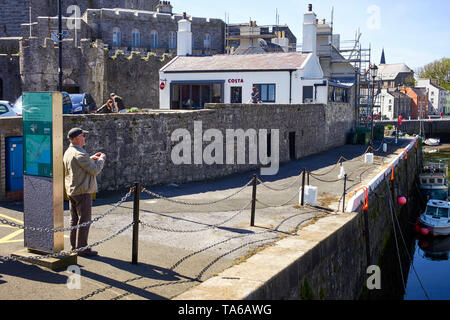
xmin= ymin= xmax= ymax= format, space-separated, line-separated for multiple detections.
xmin=424 ymin=138 xmax=440 ymax=146
xmin=416 ymin=200 xmax=450 ymax=236
xmin=419 ymin=162 xmax=448 ymax=201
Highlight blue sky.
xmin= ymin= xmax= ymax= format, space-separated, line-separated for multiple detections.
xmin=170 ymin=0 xmax=449 ymax=70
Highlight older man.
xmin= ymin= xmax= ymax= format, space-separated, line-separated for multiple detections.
xmin=63 ymin=127 xmax=106 ymax=257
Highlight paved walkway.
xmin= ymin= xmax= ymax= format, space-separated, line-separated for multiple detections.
xmin=0 ymin=138 xmax=411 ymax=300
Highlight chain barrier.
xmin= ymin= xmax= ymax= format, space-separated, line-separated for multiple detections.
xmin=256 ymin=190 xmax=300 ymax=208
xmin=0 ymin=222 xmax=135 ymax=262
xmin=141 ymin=179 xmax=253 ymax=206
xmin=256 ymin=175 xmax=301 ymax=191
xmin=308 ymin=156 xmax=344 ymax=177
xmin=139 ymin=201 xmax=251 ymax=233
xmin=0 ymin=188 xmax=133 ymax=234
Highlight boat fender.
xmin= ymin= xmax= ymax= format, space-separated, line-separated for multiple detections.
xmin=397 ymin=196 xmax=407 ymax=205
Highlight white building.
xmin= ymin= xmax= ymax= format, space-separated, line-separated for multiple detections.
xmin=417 ymin=78 xmax=448 ymax=115
xmin=375 ymin=88 xmax=411 ymax=120
xmin=159 ymin=4 xmax=335 ymax=110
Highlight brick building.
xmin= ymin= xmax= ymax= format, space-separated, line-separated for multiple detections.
xmin=400 ymin=87 xmax=429 ymax=119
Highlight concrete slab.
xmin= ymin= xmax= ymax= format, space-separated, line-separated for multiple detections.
xmin=11 ymin=249 xmax=77 ymax=271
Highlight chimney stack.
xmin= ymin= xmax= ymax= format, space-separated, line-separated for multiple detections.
xmin=302 ymin=4 xmax=317 ymax=54
xmin=177 ymin=12 xmax=192 ymax=56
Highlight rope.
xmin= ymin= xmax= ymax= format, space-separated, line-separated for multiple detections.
xmin=386 ymin=179 xmax=407 ymax=294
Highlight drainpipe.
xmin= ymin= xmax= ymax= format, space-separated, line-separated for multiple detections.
xmin=289 ymin=71 xmax=293 ymax=104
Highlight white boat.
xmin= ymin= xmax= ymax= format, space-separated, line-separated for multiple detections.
xmin=416 ymin=200 xmax=450 ymax=236
xmin=419 ymin=162 xmax=448 ymax=201
xmin=424 ymin=138 xmax=441 ymax=146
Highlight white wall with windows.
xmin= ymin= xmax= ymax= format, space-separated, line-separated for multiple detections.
xmin=159 ymin=53 xmax=328 ymax=109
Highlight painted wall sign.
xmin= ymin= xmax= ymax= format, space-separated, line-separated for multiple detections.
xmin=228 ymin=79 xmax=244 ymax=84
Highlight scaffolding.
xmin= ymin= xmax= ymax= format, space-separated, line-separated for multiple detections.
xmin=339 ymin=29 xmax=372 ymax=127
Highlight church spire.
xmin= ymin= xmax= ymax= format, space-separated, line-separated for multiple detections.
xmin=380 ymin=48 xmax=386 ymax=64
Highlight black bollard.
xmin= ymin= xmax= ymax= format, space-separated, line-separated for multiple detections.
xmin=301 ymin=169 xmax=306 ymax=206
xmin=250 ymin=175 xmax=257 ymax=227
xmin=132 ymin=182 xmax=140 ymax=265
xmin=342 ymin=174 xmax=347 ymax=213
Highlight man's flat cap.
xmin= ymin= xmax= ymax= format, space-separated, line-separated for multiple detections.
xmin=68 ymin=127 xmax=89 ymax=139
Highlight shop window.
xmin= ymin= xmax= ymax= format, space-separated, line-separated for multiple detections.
xmin=254 ymin=84 xmax=275 ymax=103
xmin=113 ymin=27 xmax=121 ymax=46
xmin=171 ymin=82 xmax=224 ymax=109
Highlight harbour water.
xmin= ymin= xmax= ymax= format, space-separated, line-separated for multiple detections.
xmin=403 ymin=146 xmax=450 ymax=300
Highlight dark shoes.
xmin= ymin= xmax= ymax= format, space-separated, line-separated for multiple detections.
xmin=78 ymin=249 xmax=98 ymax=257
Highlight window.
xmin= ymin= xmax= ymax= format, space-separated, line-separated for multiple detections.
xmin=303 ymin=86 xmax=314 ymax=103
xmin=429 ymin=178 xmax=435 ymax=184
xmin=150 ymin=30 xmax=159 ymax=48
xmin=112 ymin=27 xmax=122 ymax=46
xmin=254 ymin=84 xmax=276 ymax=103
xmin=132 ymin=28 xmax=141 ymax=47
xmin=169 ymin=31 xmax=177 ymax=49
xmin=171 ymin=82 xmax=224 ymax=109
xmin=203 ymin=33 xmax=211 ymax=50
xmin=425 ymin=206 xmax=449 ymax=218
xmin=328 ymin=86 xmax=349 ymax=103
xmin=388 ymin=106 xmax=392 ymax=112
xmin=0 ymin=104 xmax=8 ymax=114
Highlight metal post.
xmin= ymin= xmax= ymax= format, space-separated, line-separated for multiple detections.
xmin=342 ymin=174 xmax=347 ymax=212
xmin=301 ymin=168 xmax=306 ymax=206
xmin=58 ymin=0 xmax=63 ymax=92
xmin=132 ymin=182 xmax=140 ymax=264
xmin=250 ymin=174 xmax=257 ymax=227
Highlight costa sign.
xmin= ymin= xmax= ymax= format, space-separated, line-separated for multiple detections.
xmin=160 ymin=82 xmax=166 ymax=90
xmin=228 ymin=79 xmax=244 ymax=84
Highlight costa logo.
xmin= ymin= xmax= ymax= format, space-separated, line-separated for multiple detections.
xmin=228 ymin=79 xmax=244 ymax=84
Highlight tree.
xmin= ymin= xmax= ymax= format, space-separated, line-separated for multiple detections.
xmin=416 ymin=58 xmax=450 ymax=90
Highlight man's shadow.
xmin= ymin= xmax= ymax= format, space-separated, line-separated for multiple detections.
xmin=0 ymin=261 xmax=68 ymax=284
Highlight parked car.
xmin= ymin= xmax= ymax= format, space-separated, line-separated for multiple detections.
xmin=0 ymin=101 xmax=22 ymax=117
xmin=69 ymin=93 xmax=97 ymax=114
xmin=13 ymin=92 xmax=74 ymax=114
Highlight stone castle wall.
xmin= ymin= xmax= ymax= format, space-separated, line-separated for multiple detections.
xmin=0 ymin=0 xmax=160 ymax=37
xmin=19 ymin=37 xmax=171 ymax=109
xmin=0 ymin=53 xmax=21 ymax=101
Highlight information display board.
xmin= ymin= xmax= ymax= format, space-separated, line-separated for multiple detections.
xmin=23 ymin=92 xmax=53 ymax=178
xmin=21 ymin=92 xmax=64 ymax=254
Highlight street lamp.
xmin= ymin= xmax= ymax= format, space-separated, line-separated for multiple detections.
xmin=369 ymin=64 xmax=378 ymax=152
xmin=58 ymin=0 xmax=63 ymax=92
